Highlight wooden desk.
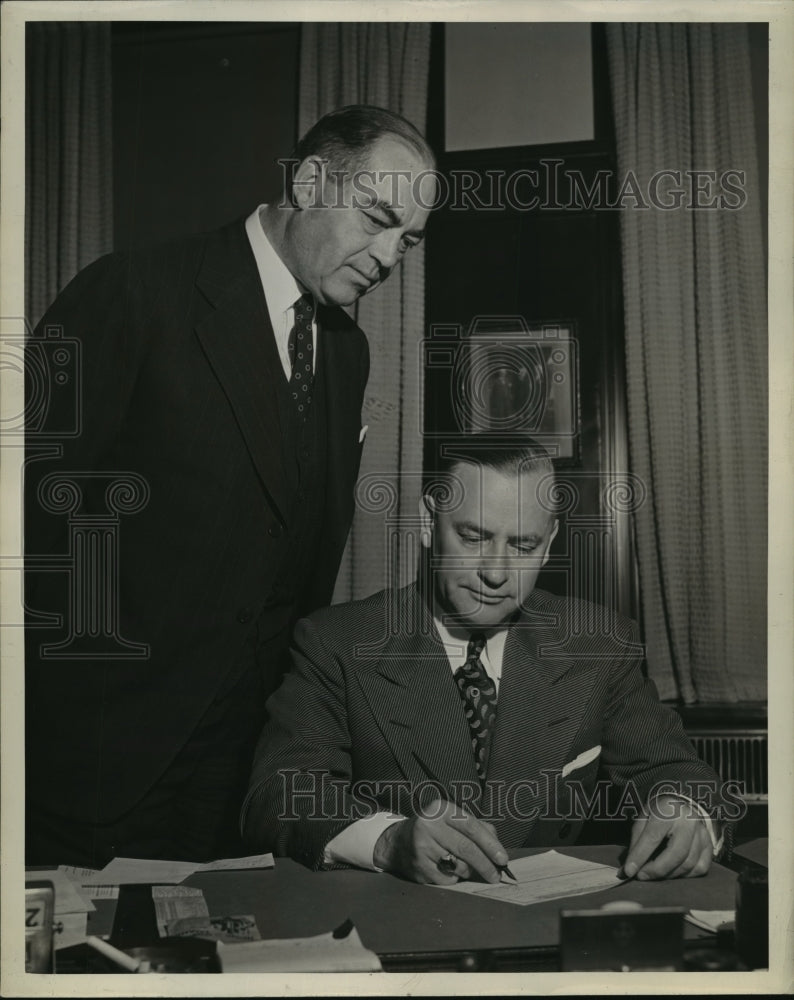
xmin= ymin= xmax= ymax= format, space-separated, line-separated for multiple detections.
xmin=104 ymin=845 xmax=740 ymax=971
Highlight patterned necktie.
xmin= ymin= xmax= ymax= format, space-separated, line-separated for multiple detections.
xmin=454 ymin=633 xmax=498 ymax=781
xmin=287 ymin=294 xmax=315 ymax=414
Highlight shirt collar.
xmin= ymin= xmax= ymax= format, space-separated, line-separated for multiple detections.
xmin=245 ymin=204 xmax=307 ymax=320
xmin=432 ymin=612 xmax=510 ymax=678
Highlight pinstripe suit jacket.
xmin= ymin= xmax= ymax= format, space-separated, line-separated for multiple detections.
xmin=242 ymin=583 xmax=721 ymax=869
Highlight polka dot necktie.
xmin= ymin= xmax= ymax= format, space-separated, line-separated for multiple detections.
xmin=454 ymin=633 xmax=498 ymax=781
xmin=287 ymin=294 xmax=315 ymax=414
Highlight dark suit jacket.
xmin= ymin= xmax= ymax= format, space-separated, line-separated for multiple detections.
xmin=242 ymin=584 xmax=723 ymax=869
xmin=25 ymin=219 xmax=369 ymax=823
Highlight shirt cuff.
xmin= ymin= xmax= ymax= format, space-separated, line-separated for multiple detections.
xmin=322 ymin=812 xmax=405 ymax=871
xmin=661 ymin=793 xmax=724 ymax=857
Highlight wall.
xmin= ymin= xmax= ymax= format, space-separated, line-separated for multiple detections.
xmin=445 ymin=22 xmax=594 ymax=150
xmin=112 ymin=22 xmax=299 ymax=251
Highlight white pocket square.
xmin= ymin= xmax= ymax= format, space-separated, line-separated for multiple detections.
xmin=561 ymin=745 xmax=601 ymax=778
xmin=358 ymin=425 xmax=369 ymax=444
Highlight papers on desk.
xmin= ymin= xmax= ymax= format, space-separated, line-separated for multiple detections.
xmin=79 ymin=852 xmax=275 ymax=886
xmin=439 ymin=850 xmax=620 ymax=906
xmin=216 ymin=919 xmax=382 ymax=973
xmin=31 ymin=870 xmax=96 ymax=914
xmin=28 ymin=869 xmax=95 ymax=952
xmin=58 ymin=865 xmax=120 ymax=899
xmin=152 ymin=886 xmax=262 ymax=943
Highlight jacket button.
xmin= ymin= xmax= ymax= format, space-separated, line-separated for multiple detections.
xmin=268 ymin=524 xmax=282 ymax=538
xmin=559 ymin=821 xmax=572 ymax=839
xmin=236 ymin=608 xmax=253 ymax=624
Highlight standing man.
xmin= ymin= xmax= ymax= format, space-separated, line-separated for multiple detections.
xmin=242 ymin=437 xmax=729 ymax=883
xmin=25 ymin=105 xmax=437 ymax=866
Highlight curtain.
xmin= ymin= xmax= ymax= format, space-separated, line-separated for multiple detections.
xmin=606 ymin=24 xmax=767 ymax=702
xmin=26 ymin=22 xmax=114 ymax=329
xmin=299 ymin=24 xmax=432 ymax=602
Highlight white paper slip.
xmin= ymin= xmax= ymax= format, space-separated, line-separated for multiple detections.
xmin=80 ymin=858 xmax=201 ymax=885
xmin=81 ymin=852 xmax=276 ymax=886
xmin=439 ymin=850 xmax=620 ymax=906
xmin=216 ymin=920 xmax=381 ymax=973
xmin=152 ymin=886 xmax=210 ymax=937
xmin=30 ymin=870 xmax=96 ymax=914
xmin=58 ymin=865 xmax=120 ymax=899
xmin=195 ymin=853 xmax=274 ymax=873
xmin=685 ymin=909 xmax=735 ymax=933
xmin=83 ymin=884 xmax=121 ymax=900
xmin=58 ymin=864 xmax=99 ymax=880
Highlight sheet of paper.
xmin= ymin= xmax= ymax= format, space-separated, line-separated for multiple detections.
xmin=58 ymin=864 xmax=98 ymax=879
xmin=195 ymin=853 xmax=274 ymax=873
xmin=685 ymin=909 xmax=735 ymax=933
xmin=29 ymin=870 xmax=96 ymax=914
xmin=216 ymin=920 xmax=381 ymax=973
xmin=81 ymin=852 xmax=275 ymax=886
xmin=83 ymin=884 xmax=120 ymax=900
xmin=58 ymin=864 xmax=120 ymax=899
xmin=439 ymin=850 xmax=620 ymax=906
xmin=151 ymin=887 xmax=263 ymax=942
xmin=152 ymin=886 xmax=210 ymax=936
xmin=80 ymin=858 xmax=201 ymax=885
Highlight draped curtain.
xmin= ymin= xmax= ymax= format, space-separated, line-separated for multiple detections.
xmin=299 ymin=23 xmax=432 ymax=602
xmin=606 ymin=23 xmax=767 ymax=702
xmin=26 ymin=22 xmax=114 ymax=329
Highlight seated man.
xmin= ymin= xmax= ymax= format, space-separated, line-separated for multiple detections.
xmin=242 ymin=437 xmax=731 ymax=885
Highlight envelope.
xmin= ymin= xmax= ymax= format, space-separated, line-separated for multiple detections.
xmin=560 ymin=744 xmax=601 ymax=778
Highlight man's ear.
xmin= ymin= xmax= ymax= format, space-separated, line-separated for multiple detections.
xmin=541 ymin=518 xmax=559 ymax=568
xmin=418 ymin=493 xmax=435 ymax=549
xmin=292 ymin=156 xmax=326 ymax=210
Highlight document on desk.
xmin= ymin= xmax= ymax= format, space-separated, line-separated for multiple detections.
xmin=439 ymin=850 xmax=620 ymax=906
xmin=58 ymin=865 xmax=120 ymax=899
xmin=80 ymin=852 xmax=274 ymax=885
xmin=195 ymin=853 xmax=275 ymax=873
xmin=29 ymin=870 xmax=96 ymax=913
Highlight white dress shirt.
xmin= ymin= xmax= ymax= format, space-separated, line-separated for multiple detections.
xmin=244 ymin=205 xmax=317 ymax=378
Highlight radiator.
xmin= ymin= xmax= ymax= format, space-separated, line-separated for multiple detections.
xmin=689 ymin=731 xmax=768 ymax=802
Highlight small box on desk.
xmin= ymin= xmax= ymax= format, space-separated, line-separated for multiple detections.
xmin=560 ymin=905 xmax=685 ymax=971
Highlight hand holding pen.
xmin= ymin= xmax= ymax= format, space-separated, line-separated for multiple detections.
xmin=373 ymin=796 xmax=512 ymax=886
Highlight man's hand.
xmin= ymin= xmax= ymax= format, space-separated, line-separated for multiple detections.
xmin=622 ymin=794 xmax=714 ymax=880
xmin=372 ymin=797 xmax=509 ymax=885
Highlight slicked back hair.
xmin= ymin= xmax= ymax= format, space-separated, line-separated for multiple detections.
xmin=285 ymin=104 xmax=436 ymax=202
xmin=424 ymin=435 xmax=557 ymax=521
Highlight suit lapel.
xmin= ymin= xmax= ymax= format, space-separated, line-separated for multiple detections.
xmin=355 ymin=586 xmax=481 ymax=802
xmin=194 ymin=222 xmax=289 ymax=520
xmin=486 ymin=593 xmax=599 ymax=847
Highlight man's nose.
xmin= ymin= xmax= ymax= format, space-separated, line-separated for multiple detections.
xmin=369 ymin=231 xmax=403 ymax=272
xmin=477 ymin=558 xmax=510 ymax=590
